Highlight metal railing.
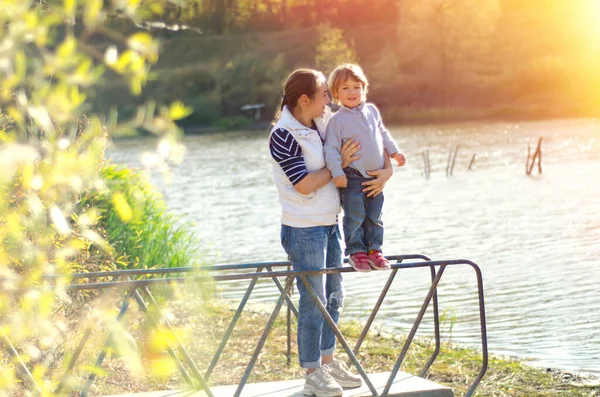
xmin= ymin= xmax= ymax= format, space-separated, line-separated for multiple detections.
xmin=0 ymin=254 xmax=488 ymax=397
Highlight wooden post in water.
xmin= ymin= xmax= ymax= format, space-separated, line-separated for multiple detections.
xmin=446 ymin=145 xmax=460 ymax=176
xmin=526 ymin=137 xmax=543 ymax=175
xmin=422 ymin=149 xmax=430 ymax=180
xmin=449 ymin=145 xmax=460 ymax=176
xmin=526 ymin=142 xmax=532 ymax=174
xmin=468 ymin=154 xmax=476 ymax=171
xmin=445 ymin=147 xmax=452 ymax=177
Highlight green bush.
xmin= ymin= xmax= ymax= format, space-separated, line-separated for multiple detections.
xmin=212 ymin=115 xmax=253 ymax=129
xmin=81 ymin=165 xmax=199 ymax=270
xmin=219 ymin=52 xmax=288 ymax=118
xmin=181 ymin=92 xmax=222 ymax=126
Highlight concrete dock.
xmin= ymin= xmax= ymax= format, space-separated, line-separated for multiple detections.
xmin=104 ymin=371 xmax=453 ymax=397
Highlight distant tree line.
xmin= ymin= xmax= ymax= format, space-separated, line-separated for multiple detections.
xmin=93 ymin=0 xmax=600 ymax=124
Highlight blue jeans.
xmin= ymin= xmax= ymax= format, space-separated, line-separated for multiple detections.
xmin=340 ymin=168 xmax=385 ymax=256
xmin=281 ymin=224 xmax=344 ymax=368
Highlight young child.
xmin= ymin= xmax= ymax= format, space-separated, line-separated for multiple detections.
xmin=324 ymin=63 xmax=406 ymax=272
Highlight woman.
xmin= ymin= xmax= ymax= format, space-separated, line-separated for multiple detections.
xmin=268 ymin=68 xmax=393 ymax=397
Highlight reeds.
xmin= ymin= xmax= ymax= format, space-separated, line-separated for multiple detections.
xmin=81 ymin=165 xmax=200 ymax=271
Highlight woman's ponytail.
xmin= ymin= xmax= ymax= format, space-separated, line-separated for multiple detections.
xmin=270 ymin=69 xmax=323 ymax=130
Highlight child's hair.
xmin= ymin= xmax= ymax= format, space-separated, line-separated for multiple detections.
xmin=271 ymin=68 xmax=326 ymax=127
xmin=328 ymin=63 xmax=369 ymax=104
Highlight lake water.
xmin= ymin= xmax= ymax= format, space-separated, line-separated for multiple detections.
xmin=107 ymin=118 xmax=600 ymax=376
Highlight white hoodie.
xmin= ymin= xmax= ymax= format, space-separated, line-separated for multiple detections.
xmin=269 ymin=106 xmax=341 ymax=227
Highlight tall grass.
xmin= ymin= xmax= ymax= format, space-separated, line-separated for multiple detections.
xmin=81 ymin=164 xmax=200 ymax=271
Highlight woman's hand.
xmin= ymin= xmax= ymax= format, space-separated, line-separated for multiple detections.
xmin=362 ymin=151 xmax=393 ymax=197
xmin=340 ymin=138 xmax=360 ymax=169
xmin=362 ymin=167 xmax=393 ymax=197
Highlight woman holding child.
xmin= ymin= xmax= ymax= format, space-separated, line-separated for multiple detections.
xmin=268 ymin=67 xmax=395 ymax=397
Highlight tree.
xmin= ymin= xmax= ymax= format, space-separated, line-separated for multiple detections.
xmin=315 ymin=23 xmax=358 ymax=75
xmin=398 ymin=0 xmax=500 ymax=106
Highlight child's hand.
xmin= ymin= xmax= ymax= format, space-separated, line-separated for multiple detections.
xmin=333 ymin=175 xmax=348 ymax=188
xmin=393 ymin=152 xmax=407 ymax=167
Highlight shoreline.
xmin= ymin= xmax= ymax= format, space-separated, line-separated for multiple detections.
xmin=106 ymin=114 xmax=599 ymax=139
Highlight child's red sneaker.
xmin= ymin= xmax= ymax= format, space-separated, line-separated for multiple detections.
xmin=348 ymin=252 xmax=372 ymax=272
xmin=368 ymin=250 xmax=390 ymax=270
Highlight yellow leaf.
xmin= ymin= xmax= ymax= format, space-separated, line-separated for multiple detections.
xmin=39 ymin=292 xmax=54 ymax=317
xmin=169 ymin=101 xmax=192 ymax=120
xmin=149 ymin=358 xmax=177 ymax=377
xmin=70 ymin=86 xmax=86 ymax=107
xmin=21 ymin=163 xmax=34 ymax=190
xmin=84 ymin=0 xmax=102 ymax=27
xmin=129 ymin=77 xmax=142 ymax=96
xmin=114 ymin=50 xmax=133 ymax=73
xmin=112 ymin=192 xmax=133 ymax=222
xmin=57 ymin=37 xmax=76 ymax=59
xmin=2 ymin=75 xmax=20 ymax=92
xmin=64 ymin=0 xmax=76 ymax=16
xmin=128 ymin=32 xmax=153 ymax=52
xmin=6 ymin=213 xmax=22 ymax=240
xmin=150 ymin=3 xmax=164 ymax=16
xmin=6 ymin=107 xmax=24 ymax=126
xmin=15 ymin=51 xmax=26 ymax=78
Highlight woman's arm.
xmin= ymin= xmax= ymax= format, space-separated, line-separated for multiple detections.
xmin=295 ymin=138 xmax=361 ymax=195
xmin=294 ymin=167 xmax=332 ymax=195
xmin=362 ymin=151 xmax=393 ymax=197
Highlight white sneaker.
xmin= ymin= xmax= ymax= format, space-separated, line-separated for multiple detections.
xmin=324 ymin=360 xmax=363 ymax=388
xmin=303 ymin=366 xmax=343 ymax=397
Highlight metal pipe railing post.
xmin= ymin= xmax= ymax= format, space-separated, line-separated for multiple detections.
xmin=352 ymin=268 xmax=398 ymax=356
xmin=299 ymin=274 xmax=379 ymax=396
xmin=55 ymin=325 xmax=94 ymax=394
xmin=205 ymin=266 xmax=265 ymax=380
xmin=56 ymin=274 xmax=123 ymax=394
xmin=234 ymin=276 xmax=294 ymax=397
xmin=465 ymin=262 xmax=488 ymax=397
xmin=419 ymin=264 xmax=442 ymax=377
xmin=140 ymin=286 xmax=214 ymax=397
xmin=1 ymin=329 xmax=42 ymax=395
xmin=131 ymin=288 xmax=196 ymax=389
xmin=383 ymin=265 xmax=447 ymax=395
xmin=266 ymin=266 xmax=299 ymax=318
xmin=81 ymin=285 xmax=136 ymax=397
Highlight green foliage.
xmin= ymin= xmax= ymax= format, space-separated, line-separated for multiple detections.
xmin=315 ymin=23 xmax=358 ymax=75
xmin=218 ymin=52 xmax=288 ymax=119
xmin=93 ymin=51 xmax=288 ymax=126
xmin=211 ymin=115 xmax=253 ymax=129
xmin=82 ymin=165 xmax=199 ymax=270
xmin=183 ymin=93 xmax=223 ymax=126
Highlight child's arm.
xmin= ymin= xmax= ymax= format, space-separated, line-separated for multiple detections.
xmin=372 ymin=104 xmax=406 ymax=166
xmin=391 ymin=152 xmax=407 ymax=166
xmin=333 ymin=175 xmax=347 ymax=188
xmin=324 ymin=118 xmax=346 ymax=179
